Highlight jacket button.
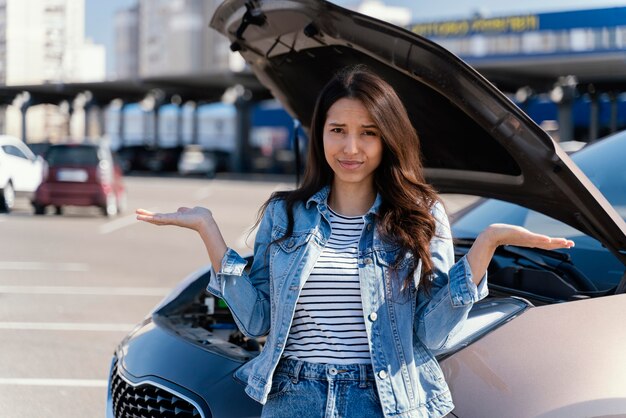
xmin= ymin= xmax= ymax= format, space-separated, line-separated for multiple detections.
xmin=367 ymin=224 xmax=372 ymax=231
xmin=287 ymin=240 xmax=294 ymax=248
xmin=364 ymin=258 xmax=372 ymax=265
xmin=369 ymin=312 xmax=378 ymax=322
xmin=378 ymin=370 xmax=388 ymax=379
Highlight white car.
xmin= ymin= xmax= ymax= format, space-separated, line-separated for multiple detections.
xmin=0 ymin=135 xmax=44 ymax=212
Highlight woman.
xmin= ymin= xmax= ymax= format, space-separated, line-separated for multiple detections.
xmin=136 ymin=66 xmax=574 ymax=418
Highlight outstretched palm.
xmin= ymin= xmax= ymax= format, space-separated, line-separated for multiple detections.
xmin=136 ymin=207 xmax=214 ymax=232
xmin=486 ymin=223 xmax=574 ymax=250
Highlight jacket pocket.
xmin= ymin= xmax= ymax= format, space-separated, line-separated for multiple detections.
xmin=374 ymin=248 xmax=417 ymax=305
xmin=274 ymin=229 xmax=311 ymax=253
xmin=269 ymin=228 xmax=314 ymax=295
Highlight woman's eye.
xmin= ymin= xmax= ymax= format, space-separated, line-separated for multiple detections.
xmin=330 ymin=128 xmax=343 ymax=133
xmin=363 ymin=130 xmax=378 ymax=136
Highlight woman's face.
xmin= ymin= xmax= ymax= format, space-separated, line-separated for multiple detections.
xmin=323 ymin=98 xmax=383 ymax=191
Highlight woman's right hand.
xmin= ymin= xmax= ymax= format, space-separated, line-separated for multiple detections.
xmin=136 ymin=207 xmax=216 ymax=232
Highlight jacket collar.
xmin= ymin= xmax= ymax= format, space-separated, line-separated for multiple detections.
xmin=306 ymin=185 xmax=382 ymax=217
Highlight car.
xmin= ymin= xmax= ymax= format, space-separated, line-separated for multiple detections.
xmin=106 ymin=1 xmax=626 ymax=417
xmin=0 ymin=135 xmax=44 ymax=212
xmin=33 ymin=142 xmax=126 ymax=216
xmin=177 ymin=145 xmax=217 ymax=177
xmin=26 ymin=141 xmax=52 ymax=159
xmin=115 ymin=145 xmax=149 ymax=173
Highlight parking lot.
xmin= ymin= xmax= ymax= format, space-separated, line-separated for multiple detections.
xmin=0 ymin=174 xmax=475 ymax=417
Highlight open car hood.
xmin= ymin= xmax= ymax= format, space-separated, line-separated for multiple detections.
xmin=211 ymin=0 xmax=626 ymax=264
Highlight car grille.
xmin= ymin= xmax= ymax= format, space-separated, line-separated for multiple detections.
xmin=110 ymin=357 xmax=202 ymax=417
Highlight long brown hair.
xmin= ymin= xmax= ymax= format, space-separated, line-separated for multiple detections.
xmin=259 ymin=65 xmax=440 ymax=291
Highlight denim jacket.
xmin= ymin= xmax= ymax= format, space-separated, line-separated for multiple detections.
xmin=207 ymin=186 xmax=488 ymax=418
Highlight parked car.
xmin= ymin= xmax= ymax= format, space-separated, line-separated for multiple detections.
xmin=0 ymin=135 xmax=43 ymax=212
xmin=26 ymin=141 xmax=52 ymax=158
xmin=115 ymin=145 xmax=149 ymax=173
xmin=177 ymin=145 xmax=217 ymax=178
xmin=33 ymin=142 xmax=126 ymax=216
xmin=107 ymin=1 xmax=626 ymax=417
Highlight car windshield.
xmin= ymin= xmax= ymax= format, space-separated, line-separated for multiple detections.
xmin=452 ymin=130 xmax=626 ymax=291
xmin=46 ymin=145 xmax=99 ymax=166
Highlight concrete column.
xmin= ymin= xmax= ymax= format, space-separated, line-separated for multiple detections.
xmin=152 ymin=107 xmax=159 ymax=148
xmin=191 ymin=102 xmax=199 ymax=146
xmin=0 ymin=105 xmax=6 ymax=134
xmin=64 ymin=103 xmax=74 ymax=140
xmin=551 ymin=76 xmax=577 ymax=142
xmin=233 ymin=94 xmax=252 ymax=173
xmin=84 ymin=104 xmax=91 ymax=139
xmin=557 ymin=101 xmax=574 ymax=142
xmin=609 ymin=92 xmax=619 ymax=134
xmin=588 ymin=91 xmax=599 ymax=142
xmin=20 ymin=106 xmax=29 ymax=143
xmin=177 ymin=104 xmax=184 ymax=147
xmin=118 ymin=102 xmax=127 ymax=147
xmin=96 ymin=105 xmax=106 ymax=138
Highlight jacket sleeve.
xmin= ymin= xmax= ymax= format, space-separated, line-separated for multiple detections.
xmin=415 ymin=201 xmax=488 ymax=350
xmin=206 ymin=200 xmax=275 ymax=338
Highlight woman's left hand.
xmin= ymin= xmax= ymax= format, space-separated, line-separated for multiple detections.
xmin=466 ymin=223 xmax=574 ymax=285
xmin=482 ymin=223 xmax=574 ymax=251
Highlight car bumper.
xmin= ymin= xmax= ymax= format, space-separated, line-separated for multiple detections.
xmin=34 ymin=183 xmax=110 ymax=207
xmin=107 ymin=317 xmax=262 ymax=418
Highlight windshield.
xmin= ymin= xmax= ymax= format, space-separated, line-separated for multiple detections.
xmin=46 ymin=145 xmax=100 ymax=166
xmin=452 ymin=131 xmax=626 ymax=290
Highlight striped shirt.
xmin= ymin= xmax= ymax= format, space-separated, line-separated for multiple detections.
xmin=283 ymin=208 xmax=371 ymax=365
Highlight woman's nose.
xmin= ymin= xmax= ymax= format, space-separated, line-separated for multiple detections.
xmin=343 ymin=134 xmax=359 ymax=154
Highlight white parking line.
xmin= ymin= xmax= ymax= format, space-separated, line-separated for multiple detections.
xmin=0 ymin=262 xmax=89 ymax=271
xmin=0 ymin=378 xmax=107 ymax=387
xmin=193 ymin=185 xmax=214 ymax=201
xmin=0 ymin=286 xmax=169 ymax=296
xmin=0 ymin=322 xmax=136 ymax=331
xmin=99 ymin=213 xmax=141 ymax=234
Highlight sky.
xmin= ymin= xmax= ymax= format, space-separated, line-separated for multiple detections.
xmin=85 ymin=0 xmax=626 ymax=77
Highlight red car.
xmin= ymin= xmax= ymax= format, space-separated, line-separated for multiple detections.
xmin=33 ymin=143 xmax=126 ymax=216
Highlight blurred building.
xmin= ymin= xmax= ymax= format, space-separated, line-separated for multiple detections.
xmin=113 ymin=0 xmax=412 ymax=79
xmin=114 ymin=5 xmax=139 ymax=80
xmin=126 ymin=0 xmax=241 ymax=78
xmin=353 ymin=0 xmax=411 ymax=27
xmin=411 ymin=7 xmax=626 ymax=141
xmin=1 ymin=0 xmax=104 ymax=84
xmin=0 ymin=0 xmax=105 ymax=140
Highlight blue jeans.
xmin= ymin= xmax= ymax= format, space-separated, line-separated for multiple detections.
xmin=261 ymin=358 xmax=385 ymax=418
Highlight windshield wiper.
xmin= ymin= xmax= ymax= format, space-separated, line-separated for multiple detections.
xmin=455 ymin=237 xmax=570 ymax=264
xmin=454 ymin=237 xmax=597 ymax=291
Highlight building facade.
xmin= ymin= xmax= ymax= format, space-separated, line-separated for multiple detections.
xmin=411 ymin=7 xmax=626 ymax=141
xmin=0 ymin=0 xmax=105 ymax=140
xmin=114 ymin=5 xmax=139 ymax=80
xmin=135 ymin=0 xmax=238 ymax=78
